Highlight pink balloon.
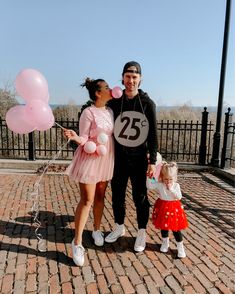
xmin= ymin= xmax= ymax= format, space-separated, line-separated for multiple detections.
xmin=156 ymin=152 xmax=162 ymax=165
xmin=84 ymin=141 xmax=96 ymax=154
xmin=15 ymin=68 xmax=49 ymax=103
xmin=36 ymin=113 xmax=55 ymax=131
xmin=24 ymin=99 xmax=53 ymax=126
xmin=96 ymin=145 xmax=107 ymax=156
xmin=6 ymin=105 xmax=35 ymax=134
xmin=111 ymin=86 xmax=123 ymax=99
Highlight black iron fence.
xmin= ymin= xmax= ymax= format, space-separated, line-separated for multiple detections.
xmin=157 ymin=108 xmax=213 ymax=164
xmin=0 ymin=118 xmax=77 ymax=160
xmin=0 ymin=108 xmax=234 ymax=167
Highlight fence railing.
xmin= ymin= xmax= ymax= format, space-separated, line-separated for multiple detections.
xmin=0 ymin=107 xmax=233 ymax=167
xmin=0 ymin=108 xmax=214 ymax=165
xmin=157 ymin=109 xmax=214 ymax=164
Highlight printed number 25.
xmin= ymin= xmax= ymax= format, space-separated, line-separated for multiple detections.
xmin=119 ymin=117 xmax=141 ymax=140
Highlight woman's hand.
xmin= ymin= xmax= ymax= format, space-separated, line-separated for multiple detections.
xmin=64 ymin=129 xmax=82 ymax=144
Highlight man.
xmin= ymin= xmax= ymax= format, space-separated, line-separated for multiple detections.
xmin=105 ymin=61 xmax=158 ymax=252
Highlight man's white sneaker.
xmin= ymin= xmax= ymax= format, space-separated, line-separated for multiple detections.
xmin=134 ymin=229 xmax=146 ymax=252
xmin=71 ymin=239 xmax=85 ymax=266
xmin=160 ymin=237 xmax=169 ymax=253
xmin=105 ymin=223 xmax=125 ymax=243
xmin=92 ymin=230 xmax=104 ymax=246
xmin=177 ymin=241 xmax=186 ymax=258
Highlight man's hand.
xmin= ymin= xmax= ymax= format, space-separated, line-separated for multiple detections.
xmin=147 ymin=164 xmax=156 ymax=178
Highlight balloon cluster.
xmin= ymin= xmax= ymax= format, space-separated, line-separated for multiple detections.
xmin=6 ymin=69 xmax=55 ymax=134
xmin=84 ymin=132 xmax=108 ymax=156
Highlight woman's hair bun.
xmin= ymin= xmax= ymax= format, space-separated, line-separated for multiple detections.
xmin=81 ymin=77 xmax=94 ymax=90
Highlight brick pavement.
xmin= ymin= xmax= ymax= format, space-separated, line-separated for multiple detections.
xmin=0 ymin=170 xmax=234 ymax=293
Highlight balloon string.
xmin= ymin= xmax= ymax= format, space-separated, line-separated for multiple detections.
xmin=55 ymin=121 xmax=66 ymax=130
xmin=29 ymin=139 xmax=71 ymax=251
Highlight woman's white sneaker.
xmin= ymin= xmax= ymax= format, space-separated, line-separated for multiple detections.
xmin=92 ymin=230 xmax=104 ymax=246
xmin=71 ymin=240 xmax=85 ymax=266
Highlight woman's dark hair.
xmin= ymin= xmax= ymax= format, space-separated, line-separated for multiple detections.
xmin=81 ymin=77 xmax=105 ymax=101
xmin=69 ymin=77 xmax=105 ymax=151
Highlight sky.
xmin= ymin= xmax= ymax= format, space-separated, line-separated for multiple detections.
xmin=0 ymin=0 xmax=234 ymax=108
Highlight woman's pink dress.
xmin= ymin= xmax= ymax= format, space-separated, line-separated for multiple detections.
xmin=67 ymin=105 xmax=114 ymax=184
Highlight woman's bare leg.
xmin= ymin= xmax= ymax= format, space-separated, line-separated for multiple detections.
xmin=74 ymin=183 xmax=96 ymax=245
xmin=93 ymin=181 xmax=108 ymax=231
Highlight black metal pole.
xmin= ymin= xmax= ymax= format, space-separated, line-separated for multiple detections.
xmin=28 ymin=132 xmax=35 ymax=160
xmin=199 ymin=107 xmax=209 ymax=165
xmin=211 ymin=0 xmax=231 ymax=167
xmin=221 ymin=108 xmax=233 ymax=168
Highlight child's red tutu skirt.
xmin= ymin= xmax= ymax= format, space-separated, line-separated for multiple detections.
xmin=152 ymin=198 xmax=188 ymax=231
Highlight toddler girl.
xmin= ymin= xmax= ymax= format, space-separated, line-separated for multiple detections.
xmin=148 ymin=161 xmax=188 ymax=258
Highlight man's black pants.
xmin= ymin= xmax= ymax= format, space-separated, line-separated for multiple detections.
xmin=111 ymin=153 xmax=150 ymax=229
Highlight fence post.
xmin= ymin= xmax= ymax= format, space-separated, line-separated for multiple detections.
xmin=199 ymin=107 xmax=208 ymax=165
xmin=221 ymin=107 xmax=233 ymax=168
xmin=28 ymin=131 xmax=35 ymax=160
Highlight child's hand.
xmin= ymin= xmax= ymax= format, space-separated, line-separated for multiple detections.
xmin=165 ymin=183 xmax=173 ymax=190
xmin=163 ymin=179 xmax=174 ymax=190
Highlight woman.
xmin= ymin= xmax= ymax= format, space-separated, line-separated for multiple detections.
xmin=64 ymin=78 xmax=114 ymax=266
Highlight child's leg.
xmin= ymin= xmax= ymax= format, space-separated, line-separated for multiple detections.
xmin=173 ymin=231 xmax=186 ymax=258
xmin=172 ymin=231 xmax=183 ymax=242
xmin=161 ymin=230 xmax=169 ymax=238
xmin=160 ymin=230 xmax=169 ymax=252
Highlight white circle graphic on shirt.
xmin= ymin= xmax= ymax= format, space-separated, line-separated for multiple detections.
xmin=114 ymin=111 xmax=149 ymax=147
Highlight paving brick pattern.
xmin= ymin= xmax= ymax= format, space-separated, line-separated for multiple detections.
xmin=0 ymin=171 xmax=234 ymax=293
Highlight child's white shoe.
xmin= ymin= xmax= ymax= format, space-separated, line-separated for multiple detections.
xmin=177 ymin=241 xmax=186 ymax=258
xmin=160 ymin=237 xmax=169 ymax=253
